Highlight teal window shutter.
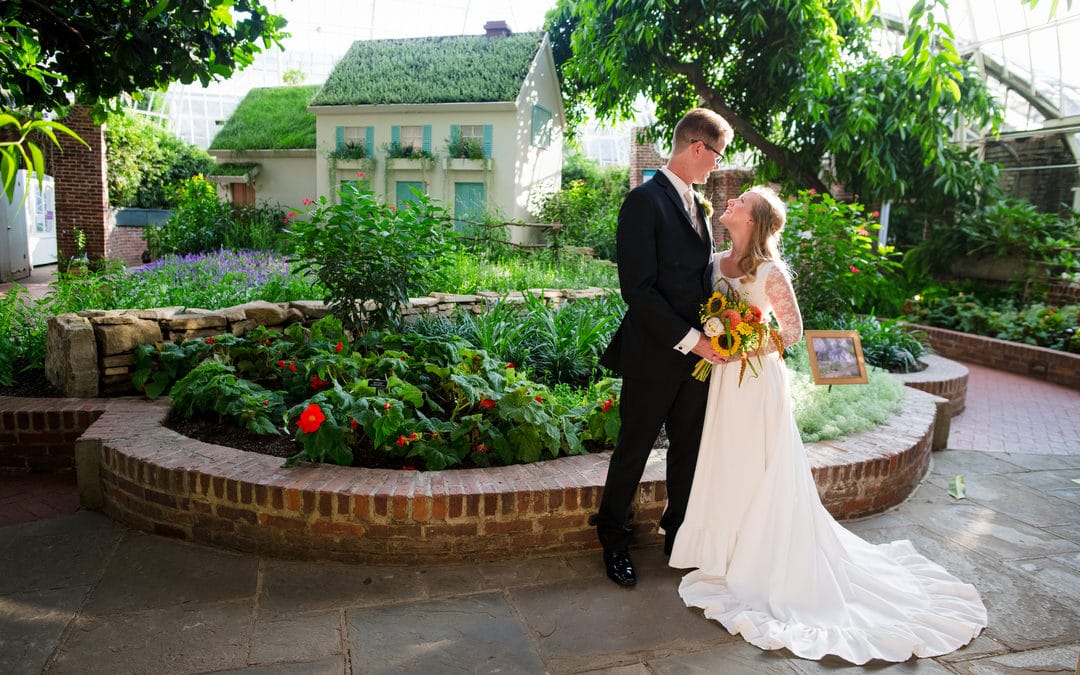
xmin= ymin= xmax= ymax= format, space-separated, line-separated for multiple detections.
xmin=422 ymin=125 xmax=432 ymax=153
xmin=450 ymin=124 xmax=460 ymax=144
xmin=335 ymin=126 xmax=345 ymax=151
xmin=482 ymin=124 xmax=493 ymax=158
xmin=391 ymin=125 xmax=400 ymax=148
xmin=364 ymin=127 xmax=374 ymax=156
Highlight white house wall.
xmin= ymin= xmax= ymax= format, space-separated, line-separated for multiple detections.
xmin=514 ymin=33 xmax=566 ymax=243
xmin=209 ymin=149 xmax=317 ymax=210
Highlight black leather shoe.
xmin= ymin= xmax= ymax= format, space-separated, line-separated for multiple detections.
xmin=603 ymin=549 xmax=637 ymax=587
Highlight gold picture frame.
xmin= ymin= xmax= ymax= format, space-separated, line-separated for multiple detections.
xmin=804 ymin=330 xmax=869 ymax=385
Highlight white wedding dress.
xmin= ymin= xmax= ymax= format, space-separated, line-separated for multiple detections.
xmin=669 ymin=256 xmax=987 ymax=664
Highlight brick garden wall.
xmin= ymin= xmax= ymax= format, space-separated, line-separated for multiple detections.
xmin=107 ymin=225 xmax=149 ymax=267
xmin=914 ymin=324 xmax=1080 ymax=390
xmin=61 ymin=388 xmax=940 ymax=563
xmin=0 ymin=398 xmax=105 ymax=472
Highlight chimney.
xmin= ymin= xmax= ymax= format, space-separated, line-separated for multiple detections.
xmin=484 ymin=20 xmax=512 ymax=38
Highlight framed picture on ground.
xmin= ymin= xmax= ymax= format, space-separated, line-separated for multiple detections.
xmin=804 ymin=330 xmax=869 ymax=385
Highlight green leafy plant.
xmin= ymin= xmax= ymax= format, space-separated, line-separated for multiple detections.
xmin=409 ymin=292 xmax=623 ymax=389
xmin=135 ymin=316 xmax=596 ymax=471
xmin=446 ymin=136 xmax=484 ymax=159
xmin=536 ymin=154 xmax=627 ymax=262
xmin=328 ymin=141 xmax=368 ymax=160
xmin=905 ymin=293 xmax=1079 ymax=353
xmin=144 ymin=175 xmax=288 ymax=258
xmin=105 ymin=109 xmax=213 ymax=208
xmin=288 ymin=183 xmax=455 ymax=335
xmin=781 ymin=189 xmax=904 ymax=325
xmin=906 ymin=198 xmax=1079 ymax=280
xmin=825 ymin=314 xmax=929 ymax=373
xmin=384 ymin=141 xmax=436 ymax=161
xmin=0 ymin=112 xmax=86 ymax=202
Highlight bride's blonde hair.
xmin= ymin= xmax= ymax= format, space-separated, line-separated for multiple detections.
xmin=734 ymin=186 xmax=789 ymax=280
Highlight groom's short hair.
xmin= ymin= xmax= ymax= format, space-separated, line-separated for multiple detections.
xmin=672 ymin=108 xmax=734 ymax=155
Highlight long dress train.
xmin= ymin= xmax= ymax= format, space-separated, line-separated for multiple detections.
xmin=669 ymin=258 xmax=986 ymax=664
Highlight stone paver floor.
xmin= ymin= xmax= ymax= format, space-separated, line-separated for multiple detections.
xmin=2 ymin=327 xmax=1079 ymax=672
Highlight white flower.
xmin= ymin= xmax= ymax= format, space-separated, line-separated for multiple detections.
xmin=703 ymin=316 xmax=724 ymax=337
xmin=798 ymin=230 xmax=813 ymax=240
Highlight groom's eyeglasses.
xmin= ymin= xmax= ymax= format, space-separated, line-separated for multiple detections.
xmin=692 ymin=139 xmax=725 ymax=165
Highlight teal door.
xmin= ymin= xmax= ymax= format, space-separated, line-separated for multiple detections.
xmin=454 ymin=182 xmax=486 ymax=232
xmin=395 ymin=181 xmax=425 ymax=208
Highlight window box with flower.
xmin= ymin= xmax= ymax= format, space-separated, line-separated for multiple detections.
xmin=384 ymin=141 xmax=437 ymax=171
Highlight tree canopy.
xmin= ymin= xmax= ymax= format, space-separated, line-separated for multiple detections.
xmin=546 ymin=0 xmax=1002 ymax=203
xmin=1 ymin=0 xmax=288 ymax=118
xmin=0 ymin=0 xmax=287 ymax=200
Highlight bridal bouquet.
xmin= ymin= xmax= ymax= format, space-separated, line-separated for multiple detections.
xmin=691 ymin=278 xmax=784 ymax=385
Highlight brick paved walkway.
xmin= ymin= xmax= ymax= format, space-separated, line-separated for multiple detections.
xmin=0 ymin=472 xmax=78 ymax=527
xmin=949 ymin=360 xmax=1080 ymax=455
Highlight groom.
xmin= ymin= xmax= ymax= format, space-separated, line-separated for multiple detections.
xmin=596 ymin=108 xmax=733 ymax=586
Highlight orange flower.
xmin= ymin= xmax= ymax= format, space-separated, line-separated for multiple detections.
xmin=479 ymin=398 xmax=496 ymax=410
xmin=296 ymin=404 xmax=325 ymax=434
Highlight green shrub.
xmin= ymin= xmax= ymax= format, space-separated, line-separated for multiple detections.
xmin=0 ymin=286 xmax=44 ymax=385
xmin=408 ymin=292 xmax=624 ymax=389
xmin=135 ymin=318 xmax=603 ymax=471
xmin=825 ymin=314 xmax=928 ymax=373
xmin=288 ymin=183 xmax=456 ymax=335
xmin=906 ymin=292 xmax=1079 ymax=353
xmin=536 ymin=154 xmax=627 ymax=261
xmin=144 ymin=176 xmax=288 ymax=257
xmin=906 ymin=198 xmax=1079 ymax=280
xmin=781 ymin=189 xmax=904 ymax=325
xmin=446 ymin=136 xmax=484 ymax=159
xmin=105 ymin=110 xmax=213 ymax=208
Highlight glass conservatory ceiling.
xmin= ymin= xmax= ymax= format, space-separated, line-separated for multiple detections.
xmin=875 ymin=0 xmax=1080 ymax=141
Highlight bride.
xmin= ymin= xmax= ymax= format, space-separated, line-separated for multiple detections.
xmin=668 ymin=186 xmax=987 ymax=664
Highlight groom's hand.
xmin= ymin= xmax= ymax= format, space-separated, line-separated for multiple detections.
xmin=691 ymin=335 xmax=725 ymax=363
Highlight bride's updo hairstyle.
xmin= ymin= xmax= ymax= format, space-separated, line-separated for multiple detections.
xmin=736 ymin=186 xmax=789 ymax=280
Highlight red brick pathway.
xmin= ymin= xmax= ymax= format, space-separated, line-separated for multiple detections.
xmin=0 ymin=472 xmax=79 ymax=527
xmin=2 ymin=360 xmax=1077 ymax=527
xmin=949 ymin=360 xmax=1080 ymax=455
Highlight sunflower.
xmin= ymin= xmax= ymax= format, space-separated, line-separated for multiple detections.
xmin=706 ymin=292 xmax=727 ymax=314
xmin=711 ymin=331 xmax=742 ymax=357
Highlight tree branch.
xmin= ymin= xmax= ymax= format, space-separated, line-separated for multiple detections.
xmin=662 ymin=56 xmax=830 ymax=195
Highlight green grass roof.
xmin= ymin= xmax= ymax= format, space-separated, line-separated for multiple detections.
xmin=311 ymin=32 xmax=544 ymax=106
xmin=209 ymin=85 xmax=319 ymax=151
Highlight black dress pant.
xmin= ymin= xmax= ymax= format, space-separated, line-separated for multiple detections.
xmin=595 ymin=373 xmax=709 ymax=552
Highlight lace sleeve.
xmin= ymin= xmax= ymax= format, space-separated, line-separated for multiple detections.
xmin=763 ymin=264 xmax=803 ymax=352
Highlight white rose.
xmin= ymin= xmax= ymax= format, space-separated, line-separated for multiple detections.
xmin=703 ymin=316 xmax=724 ymax=337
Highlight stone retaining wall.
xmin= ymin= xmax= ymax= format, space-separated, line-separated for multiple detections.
xmin=912 ymin=323 xmax=1079 ymax=390
xmin=44 ymin=289 xmax=611 ymax=397
xmin=64 ymin=387 xmax=942 ymax=563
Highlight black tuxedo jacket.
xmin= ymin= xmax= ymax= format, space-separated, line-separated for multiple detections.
xmin=601 ymin=171 xmax=714 ymax=380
